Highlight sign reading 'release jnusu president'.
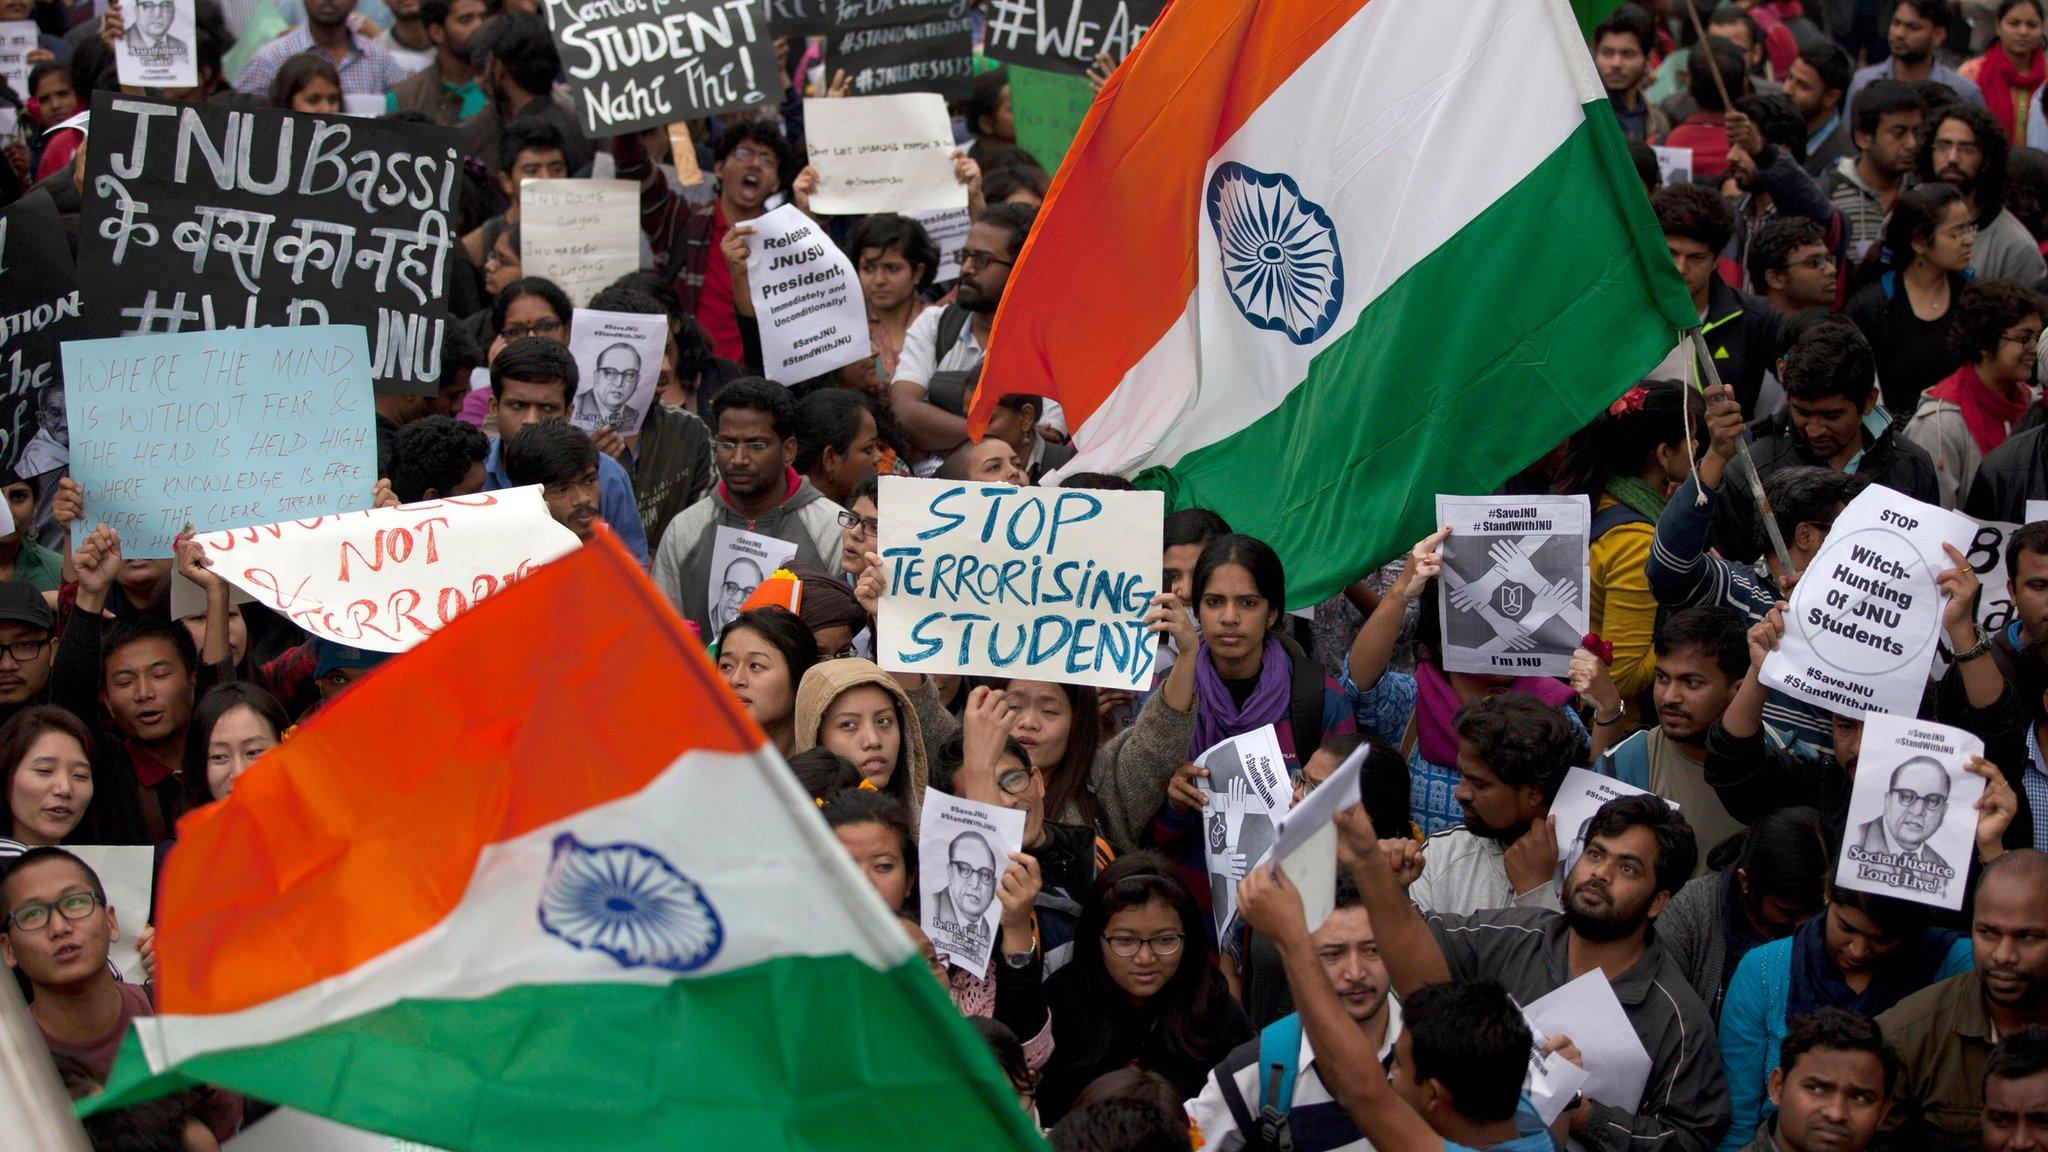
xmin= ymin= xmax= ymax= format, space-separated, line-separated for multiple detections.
xmin=78 ymin=92 xmax=463 ymax=395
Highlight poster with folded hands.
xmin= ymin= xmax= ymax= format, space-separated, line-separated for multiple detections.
xmin=1196 ymin=725 xmax=1290 ymax=937
xmin=1435 ymin=494 xmax=1590 ymax=676
xmin=1835 ymin=714 xmax=1985 ymax=911
xmin=803 ymin=93 xmax=966 ymax=215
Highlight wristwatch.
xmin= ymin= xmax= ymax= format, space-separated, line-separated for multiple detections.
xmin=1003 ymin=949 xmax=1035 ymax=969
xmin=1950 ymin=624 xmax=1993 ymax=664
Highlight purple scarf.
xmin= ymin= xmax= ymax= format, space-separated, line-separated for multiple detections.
xmin=1414 ymin=662 xmax=1577 ymax=767
xmin=1192 ymin=637 xmax=1293 ymax=757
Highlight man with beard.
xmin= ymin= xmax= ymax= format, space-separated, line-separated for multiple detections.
xmin=1918 ymin=103 xmax=2048 ymax=282
xmin=1846 ymin=0 xmax=1988 ymax=114
xmin=501 ymin=421 xmax=603 ymax=544
xmin=1723 ymin=93 xmax=1851 ymax=298
xmin=1345 ymin=793 xmax=1731 ymax=1152
xmin=1740 ymin=1009 xmax=1895 ymax=1152
xmin=1595 ymin=4 xmax=1669 ymax=142
xmin=1187 ymin=874 xmax=1404 ymax=1152
xmin=1407 ymin=694 xmax=1583 ymax=917
xmin=1878 ymin=851 xmax=2048 ymax=1152
xmin=890 ymin=203 xmax=1036 ymax=472
xmin=1787 ymin=41 xmax=1856 ymax=178
xmin=386 ymin=0 xmax=488 ymax=125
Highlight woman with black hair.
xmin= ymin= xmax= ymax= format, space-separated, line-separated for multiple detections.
xmin=1846 ymin=182 xmax=1979 ymax=416
xmin=840 ymin=213 xmax=942 ymax=398
xmin=180 ymin=682 xmax=292 ymax=808
xmin=715 ymin=607 xmax=818 ymax=757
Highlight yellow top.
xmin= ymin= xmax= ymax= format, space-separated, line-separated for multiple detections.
xmin=1590 ymin=494 xmax=1659 ymax=699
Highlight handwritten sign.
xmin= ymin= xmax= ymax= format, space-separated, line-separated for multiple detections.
xmin=63 ymin=325 xmax=377 ymax=556
xmin=0 ymin=21 xmax=33 ymax=131
xmin=1835 ymin=713 xmax=1985 ymax=910
xmin=541 ymin=0 xmax=774 ymax=137
xmin=743 ymin=204 xmax=872 ymax=384
xmin=114 ymin=0 xmax=198 ymax=89
xmin=982 ymin=0 xmax=1157 ymax=75
xmin=78 ymin=92 xmax=463 ymax=395
xmin=1009 ymin=62 xmax=1094 ymax=170
xmin=804 ymin=93 xmax=965 ymax=215
xmin=519 ymin=179 xmax=639 ymax=307
xmin=876 ymin=475 xmax=1164 ymax=690
xmin=1436 ymin=494 xmax=1591 ymax=677
xmin=765 ymin=0 xmax=829 ymax=33
xmin=1964 ymin=519 xmax=2024 ymax=633
xmin=0 ymin=191 xmax=88 ymax=478
xmin=918 ymin=786 xmax=1026 ymax=978
xmin=828 ymin=13 xmax=976 ymax=98
xmin=1761 ymin=486 xmax=1975 ymax=718
xmin=198 ymin=488 xmax=580 ymax=652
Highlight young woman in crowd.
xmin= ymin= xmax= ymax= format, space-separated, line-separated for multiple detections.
xmin=1962 ymin=0 xmax=2047 ymax=140
xmin=841 ymin=213 xmax=940 ymax=400
xmin=837 ymin=473 xmax=880 ymax=583
xmin=0 ymin=706 xmax=101 ymax=857
xmin=793 ymin=659 xmax=933 ymax=824
xmin=180 ymin=683 xmax=290 ymax=808
xmin=1037 ymin=852 xmax=1251 ymax=1125
xmin=484 ymin=222 xmax=524 ymax=299
xmin=1847 ymin=182 xmax=1978 ymax=416
xmin=715 ymin=608 xmax=818 ymax=758
xmin=1650 ymin=806 xmax=1832 ymax=1015
xmin=266 ymin=54 xmax=343 ymax=115
xmin=1904 ymin=278 xmax=2048 ymax=507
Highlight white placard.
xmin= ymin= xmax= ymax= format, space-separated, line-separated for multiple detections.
xmin=65 ymin=844 xmax=153 ymax=984
xmin=1196 ymin=725 xmax=1291 ymax=937
xmin=910 ymin=206 xmax=970 ymax=284
xmin=1550 ymin=765 xmax=1677 ymax=871
xmin=226 ymin=1106 xmax=453 ymax=1150
xmin=1522 ymin=1016 xmax=1595 ymax=1127
xmin=918 ymin=787 xmax=1027 ymax=979
xmin=707 ymin=525 xmax=797 ymax=638
xmin=519 ymin=179 xmax=639 ymax=308
xmin=1254 ymin=741 xmax=1367 ymax=934
xmin=1760 ymin=486 xmax=1975 ymax=718
xmin=339 ymin=93 xmax=386 ymax=118
xmin=1436 ymin=494 xmax=1591 ymax=676
xmin=803 ymin=93 xmax=966 ymax=216
xmin=567 ymin=308 xmax=665 ymax=435
xmin=1964 ymin=519 xmax=2024 ymax=634
xmin=743 ymin=203 xmax=872 ymax=385
xmin=1835 ymin=714 xmax=1985 ymax=910
xmin=196 ymin=488 xmax=580 ymax=653
xmin=0 ymin=21 xmax=34 ymax=107
xmin=2026 ymin=499 xmax=2048 ymax=523
xmin=875 ymin=476 xmax=1166 ymax=691
xmin=1651 ymin=144 xmax=1693 ymax=187
xmin=113 ymin=0 xmax=198 ymax=89
xmin=1524 ymin=968 xmax=1654 ymax=1114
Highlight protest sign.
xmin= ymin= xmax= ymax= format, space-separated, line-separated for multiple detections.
xmin=876 ymin=476 xmax=1164 ymax=690
xmin=519 ymin=179 xmax=639 ymax=306
xmin=1254 ymin=741 xmax=1365 ymax=934
xmin=0 ymin=21 xmax=33 ymax=125
xmin=918 ymin=787 xmax=1027 ymax=978
xmin=982 ymin=0 xmax=1158 ymax=75
xmin=1550 ymin=766 xmax=1676 ymax=872
xmin=114 ymin=0 xmax=198 ymax=90
xmin=1836 ymin=714 xmax=1985 ymax=910
xmin=765 ymin=0 xmax=829 ymax=33
xmin=827 ymin=13 xmax=976 ymax=98
xmin=197 ymin=488 xmax=581 ymax=652
xmin=743 ymin=203 xmax=872 ymax=384
xmin=1521 ymin=1017 xmax=1593 ymax=1127
xmin=169 ymin=568 xmax=254 ymax=620
xmin=1964 ymin=519 xmax=2024 ymax=634
xmin=1196 ymin=725 xmax=1290 ymax=936
xmin=1524 ymin=969 xmax=1653 ymax=1114
xmin=541 ymin=0 xmax=775 ymax=137
xmin=1435 ymin=494 xmax=1591 ymax=677
xmin=78 ymin=92 xmax=464 ymax=395
xmin=63 ymin=325 xmax=377 ymax=557
xmin=803 ymin=93 xmax=965 ymax=215
xmin=567 ymin=309 xmax=666 ymax=434
xmin=1009 ymin=62 xmax=1094 ymax=170
xmin=909 ymin=206 xmax=969 ymax=282
xmin=65 ymin=845 xmax=153 ymax=984
xmin=1761 ymin=486 xmax=1975 ymax=718
xmin=708 ymin=524 xmax=797 ymax=636
xmin=1651 ymin=144 xmax=1693 ymax=187
xmin=0 ymin=191 xmax=88 ymax=478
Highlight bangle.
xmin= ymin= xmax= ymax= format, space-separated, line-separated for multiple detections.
xmin=1952 ymin=625 xmax=1993 ymax=664
xmin=1592 ymin=702 xmax=1626 ymax=726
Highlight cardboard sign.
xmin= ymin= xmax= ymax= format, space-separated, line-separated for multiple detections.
xmin=827 ymin=13 xmax=976 ymax=98
xmin=0 ymin=191 xmax=89 ymax=478
xmin=79 ymin=92 xmax=464 ymax=395
xmin=908 ymin=206 xmax=969 ymax=283
xmin=1435 ymin=494 xmax=1591 ymax=677
xmin=519 ymin=179 xmax=640 ymax=307
xmin=197 ymin=488 xmax=580 ymax=652
xmin=567 ymin=309 xmax=666 ymax=434
xmin=542 ymin=0 xmax=774 ymax=138
xmin=1835 ymin=714 xmax=1985 ymax=910
xmin=743 ymin=203 xmax=872 ymax=384
xmin=63 ymin=325 xmax=378 ymax=556
xmin=707 ymin=524 xmax=797 ymax=637
xmin=803 ymin=93 xmax=966 ymax=215
xmin=875 ymin=476 xmax=1164 ymax=690
xmin=114 ymin=0 xmax=199 ymax=89
xmin=1196 ymin=725 xmax=1291 ymax=936
xmin=981 ymin=0 xmax=1158 ymax=75
xmin=1761 ymin=486 xmax=1975 ymax=718
xmin=1010 ymin=61 xmax=1094 ymax=170
xmin=918 ymin=787 xmax=1027 ymax=978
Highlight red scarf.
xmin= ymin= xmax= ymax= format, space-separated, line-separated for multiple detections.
xmin=1925 ymin=363 xmax=2032 ymax=455
xmin=1977 ymin=46 xmax=2046 ymax=140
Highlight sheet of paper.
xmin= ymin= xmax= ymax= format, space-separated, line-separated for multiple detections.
xmin=2026 ymin=499 xmax=2048 ymax=523
xmin=1254 ymin=741 xmax=1365 ymax=933
xmin=874 ymin=476 xmax=1166 ymax=690
xmin=1196 ymin=725 xmax=1291 ymax=936
xmin=918 ymin=787 xmax=1027 ymax=979
xmin=0 ymin=21 xmax=35 ymax=105
xmin=1835 ymin=713 xmax=1986 ymax=910
xmin=804 ymin=93 xmax=966 ymax=215
xmin=339 ymin=93 xmax=386 ymax=117
xmin=520 ymin=179 xmax=640 ymax=308
xmin=1436 ymin=494 xmax=1591 ymax=676
xmin=707 ymin=525 xmax=797 ymax=639
xmin=567 ymin=308 xmax=666 ymax=434
xmin=1761 ymin=485 xmax=1976 ymax=718
xmin=742 ymin=203 xmax=872 ymax=384
xmin=909 ymin=206 xmax=971 ymax=283
xmin=65 ymin=845 xmax=155 ymax=984
xmin=1524 ymin=968 xmax=1653 ymax=1114
xmin=114 ymin=0 xmax=198 ymax=88
xmin=0 ymin=191 xmax=87 ymax=481
xmin=1651 ymin=144 xmax=1693 ymax=187
xmin=1521 ymin=1016 xmax=1594 ymax=1127
xmin=666 ymin=122 xmax=704 ymax=186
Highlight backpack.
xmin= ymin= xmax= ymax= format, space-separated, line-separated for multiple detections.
xmin=924 ymin=304 xmax=978 ymax=417
xmin=1253 ymin=1014 xmax=1303 ymax=1152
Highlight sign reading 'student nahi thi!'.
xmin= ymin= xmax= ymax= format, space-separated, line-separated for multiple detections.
xmin=540 ymin=0 xmax=776 ymax=137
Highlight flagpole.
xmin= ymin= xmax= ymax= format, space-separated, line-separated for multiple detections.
xmin=1686 ymin=329 xmax=1800 ymax=581
xmin=1680 ymin=0 xmax=1738 ymax=113
xmin=0 ymin=972 xmax=94 ymax=1152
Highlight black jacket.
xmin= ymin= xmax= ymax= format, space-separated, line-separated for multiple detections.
xmin=1038 ymin=964 xmax=1252 ymax=1126
xmin=1963 ymin=425 xmax=2048 ymax=523
xmin=1711 ymin=410 xmax=1942 ymax=561
xmin=1703 ymin=277 xmax=1785 ymax=418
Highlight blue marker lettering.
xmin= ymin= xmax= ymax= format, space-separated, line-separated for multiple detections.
xmin=918 ymin=486 xmax=969 ymax=541
xmin=900 ymin=612 xmax=946 ymax=662
xmin=1047 ymin=492 xmax=1102 ymax=553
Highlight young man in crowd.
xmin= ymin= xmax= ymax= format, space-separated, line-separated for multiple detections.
xmin=1845 ymin=0 xmax=1986 ymax=110
xmin=461 ymin=118 xmax=570 ymax=267
xmin=460 ymin=13 xmax=593 ymax=177
xmin=1823 ymin=81 xmax=1926 ymax=256
xmin=1594 ymin=4 xmax=1669 ymax=142
xmin=481 ymin=337 xmax=649 ymax=565
xmin=1983 ymin=1027 xmax=2048 ymax=1151
xmin=1746 ymin=218 xmax=1839 ymax=315
xmin=1654 ymin=185 xmax=1781 ymax=415
xmin=891 ymin=203 xmax=1036 ymax=469
xmin=0 ymin=580 xmax=54 ymax=725
xmin=389 ymin=416 xmax=490 ymax=504
xmin=1658 ymin=37 xmax=1753 ymax=181
xmin=1914 ymin=103 xmax=2048 ymax=283
xmin=1785 ymin=41 xmax=1855 ymax=177
xmin=384 ymin=0 xmax=486 ymax=123
xmin=233 ymin=0 xmax=411 ymax=97
xmin=1744 ymin=1009 xmax=1896 ymax=1152
xmin=583 ymin=285 xmax=716 ymax=555
xmin=502 ymin=421 xmax=603 ymax=544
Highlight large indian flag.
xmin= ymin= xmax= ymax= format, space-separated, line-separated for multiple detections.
xmin=969 ymin=0 xmax=1693 ymax=607
xmin=81 ymin=535 xmax=1045 ymax=1151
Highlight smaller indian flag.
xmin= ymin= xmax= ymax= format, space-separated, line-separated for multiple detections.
xmin=82 ymin=534 xmax=1043 ymax=1152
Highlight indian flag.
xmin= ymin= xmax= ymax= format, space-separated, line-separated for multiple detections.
xmin=80 ymin=535 xmax=1044 ymax=1151
xmin=969 ymin=0 xmax=1693 ymax=607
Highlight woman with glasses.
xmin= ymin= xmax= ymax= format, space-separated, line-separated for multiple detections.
xmin=485 ymin=278 xmax=572 ymax=365
xmin=1903 ymin=278 xmax=2048 ymax=508
xmin=1847 ymin=182 xmax=1978 ymax=417
xmin=837 ymin=474 xmax=882 ymax=582
xmin=1037 ymin=851 xmax=1251 ymax=1125
xmin=0 ymin=707 xmax=104 ymax=860
xmin=716 ymin=608 xmax=818 ymax=758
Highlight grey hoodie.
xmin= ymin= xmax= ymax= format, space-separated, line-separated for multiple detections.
xmin=652 ymin=471 xmax=846 ymax=635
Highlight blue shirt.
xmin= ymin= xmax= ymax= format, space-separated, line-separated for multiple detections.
xmin=1444 ymin=1100 xmax=1554 ymax=1152
xmin=484 ymin=439 xmax=649 ymax=567
xmin=1845 ymin=59 xmax=1987 ymax=115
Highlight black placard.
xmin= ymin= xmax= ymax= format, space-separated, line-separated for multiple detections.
xmin=828 ymin=14 xmax=975 ymax=98
xmin=77 ymin=92 xmax=463 ymax=395
xmin=765 ymin=0 xmax=830 ymax=35
xmin=542 ymin=0 xmax=778 ymax=138
xmin=0 ymin=190 xmax=88 ymax=477
xmin=981 ymin=0 xmax=1159 ymax=75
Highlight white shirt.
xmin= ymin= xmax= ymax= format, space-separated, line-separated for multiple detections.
xmin=1184 ymin=997 xmax=1404 ymax=1152
xmin=1410 ymin=825 xmax=1561 ymax=917
xmin=891 ymin=304 xmax=984 ymax=392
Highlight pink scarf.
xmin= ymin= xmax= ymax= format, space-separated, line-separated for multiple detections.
xmin=1414 ymin=662 xmax=1578 ymax=766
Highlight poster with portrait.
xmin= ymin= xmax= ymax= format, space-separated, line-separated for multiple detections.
xmin=1836 ymin=714 xmax=1986 ymax=911
xmin=567 ymin=308 xmax=665 ymax=435
xmin=1435 ymin=494 xmax=1591 ymax=676
xmin=114 ymin=0 xmax=198 ymax=89
xmin=706 ymin=525 xmax=797 ymax=638
xmin=1196 ymin=724 xmax=1290 ymax=937
xmin=918 ymin=787 xmax=1027 ymax=979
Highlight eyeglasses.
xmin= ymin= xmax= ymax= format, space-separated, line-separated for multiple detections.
xmin=950 ymin=860 xmax=997 ymax=887
xmin=715 ymin=437 xmax=776 ymax=455
xmin=837 ymin=509 xmax=881 ymax=536
xmin=1104 ymin=931 xmax=1185 ymax=958
xmin=2001 ymin=330 xmax=2042 ymax=347
xmin=1290 ymin=769 xmax=1324 ymax=795
xmin=1939 ymin=223 xmax=1979 ymax=240
xmin=727 ymin=145 xmax=777 ymax=167
xmin=0 ymin=638 xmax=51 ymax=663
xmin=5 ymin=892 xmax=101 ymax=933
xmin=820 ymin=644 xmax=858 ymax=659
xmin=959 ymin=250 xmax=1013 ymax=272
xmin=997 ymin=765 xmax=1033 ymax=796
xmin=1787 ymin=254 xmax=1836 ymax=272
xmin=1888 ymin=788 xmax=1948 ymax=812
xmin=500 ymin=319 xmax=562 ymax=340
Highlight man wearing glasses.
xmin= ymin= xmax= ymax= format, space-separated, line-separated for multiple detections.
xmin=933 ymin=831 xmax=1000 ymax=958
xmin=0 ymin=580 xmax=56 ymax=723
xmin=122 ymin=0 xmax=190 ymax=66
xmin=1858 ymin=757 xmax=1957 ymax=880
xmin=572 ymin=342 xmax=650 ymax=434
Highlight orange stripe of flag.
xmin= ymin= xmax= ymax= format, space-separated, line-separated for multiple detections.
xmin=155 ymin=531 xmax=762 ymax=1016
xmin=969 ymin=0 xmax=1377 ymax=437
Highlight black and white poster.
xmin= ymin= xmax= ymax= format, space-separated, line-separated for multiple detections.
xmin=981 ymin=0 xmax=1160 ymax=76
xmin=827 ymin=14 xmax=976 ymax=98
xmin=115 ymin=0 xmax=198 ymax=90
xmin=1836 ymin=714 xmax=1985 ymax=910
xmin=0 ymin=190 xmax=88 ymax=479
xmin=744 ymin=204 xmax=873 ymax=384
xmin=1196 ymin=724 xmax=1289 ymax=937
xmin=567 ymin=308 xmax=666 ymax=434
xmin=78 ymin=92 xmax=463 ymax=395
xmin=918 ymin=787 xmax=1026 ymax=979
xmin=707 ymin=525 xmax=797 ymax=637
xmin=541 ymin=0 xmax=776 ymax=139
xmin=1435 ymin=494 xmax=1591 ymax=677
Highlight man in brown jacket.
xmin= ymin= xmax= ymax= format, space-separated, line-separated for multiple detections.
xmin=384 ymin=0 xmax=486 ymax=126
